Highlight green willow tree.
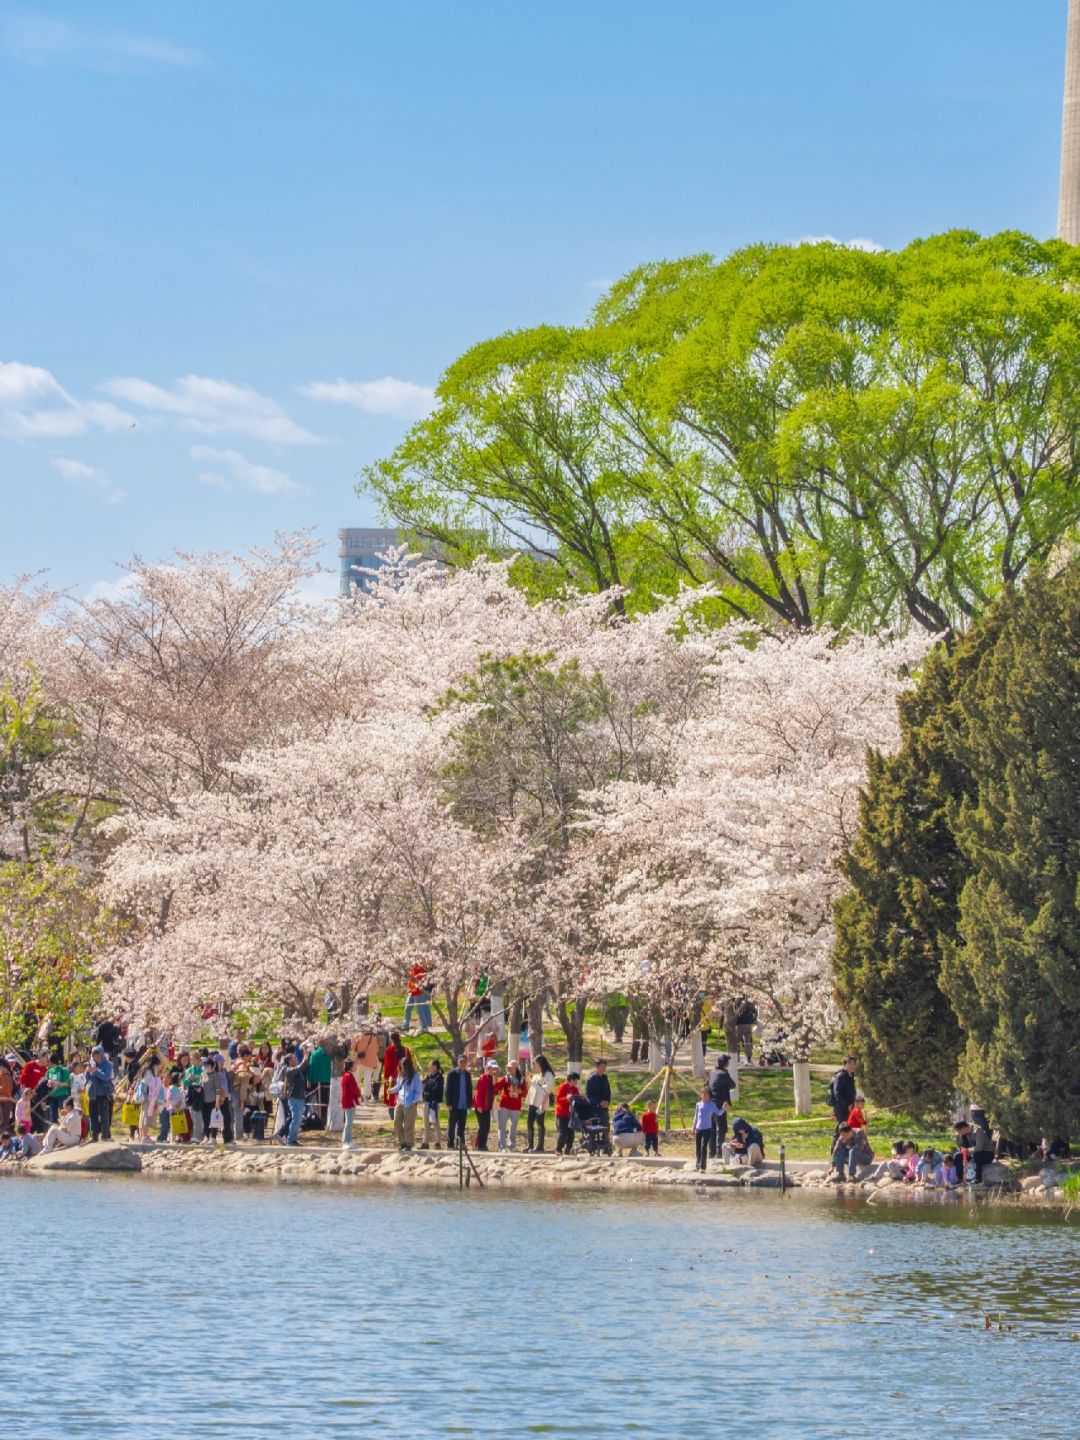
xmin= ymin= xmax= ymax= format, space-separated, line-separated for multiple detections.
xmin=362 ymin=231 xmax=1080 ymax=636
xmin=942 ymin=557 xmax=1080 ymax=1139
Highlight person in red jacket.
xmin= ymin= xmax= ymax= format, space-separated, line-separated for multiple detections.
xmin=340 ymin=1058 xmax=361 ymax=1149
xmin=382 ymin=1032 xmax=409 ymax=1116
xmin=473 ymin=1059 xmax=498 ymax=1151
xmin=554 ymin=1072 xmax=580 ymax=1155
xmin=641 ymin=1100 xmax=660 ymax=1155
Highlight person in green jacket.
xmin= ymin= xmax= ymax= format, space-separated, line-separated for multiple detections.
xmin=45 ymin=1060 xmax=71 ymax=1123
xmin=306 ymin=1043 xmax=332 ymax=1129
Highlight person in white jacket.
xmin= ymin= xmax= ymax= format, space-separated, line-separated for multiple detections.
xmin=42 ymin=1098 xmax=83 ymax=1152
xmin=524 ymin=1055 xmax=555 ymax=1152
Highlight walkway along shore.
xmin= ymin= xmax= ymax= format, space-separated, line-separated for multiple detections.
xmin=6 ymin=1139 xmax=1072 ymax=1208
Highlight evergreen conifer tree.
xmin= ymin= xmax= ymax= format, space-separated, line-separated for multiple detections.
xmin=832 ymin=650 xmax=969 ymax=1119
xmin=942 ymin=559 xmax=1080 ymax=1141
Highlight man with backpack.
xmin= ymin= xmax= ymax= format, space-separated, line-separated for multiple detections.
xmin=827 ymin=1056 xmax=858 ymax=1129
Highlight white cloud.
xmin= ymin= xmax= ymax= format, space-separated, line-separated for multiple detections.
xmin=0 ymin=359 xmax=136 ymax=440
xmin=190 ymin=445 xmax=299 ymax=496
xmin=84 ymin=574 xmax=139 ymax=605
xmin=2 ymin=16 xmax=203 ymax=68
xmin=296 ymin=570 xmax=341 ymax=611
xmin=52 ymin=456 xmax=125 ymax=505
xmin=103 ymin=374 xmax=323 ymax=446
xmin=586 ymin=277 xmax=614 ymax=292
xmin=300 ymin=376 xmax=436 ymax=420
xmin=796 ymin=235 xmax=886 ymax=253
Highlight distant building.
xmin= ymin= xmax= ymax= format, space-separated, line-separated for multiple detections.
xmin=337 ymin=527 xmax=406 ymax=595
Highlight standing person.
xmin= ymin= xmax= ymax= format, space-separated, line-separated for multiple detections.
xmin=0 ymin=1057 xmax=14 ymax=1136
xmin=707 ymin=1053 xmax=736 ymax=1158
xmin=245 ymin=1074 xmax=270 ymax=1141
xmin=183 ymin=1053 xmax=206 ymax=1141
xmin=165 ymin=1069 xmax=189 ymax=1143
xmin=138 ymin=1057 xmax=165 ymax=1141
xmin=525 ymin=1055 xmax=554 ymax=1153
xmin=382 ymin=1031 xmax=408 ymax=1118
xmin=445 ymin=1055 xmax=472 ymax=1149
xmin=340 ymin=1059 xmax=361 ymax=1149
xmin=44 ymin=1056 xmax=72 ymax=1124
xmin=827 ymin=1057 xmax=858 ymax=1130
xmin=734 ymin=998 xmax=758 ymax=1064
xmin=473 ymin=1059 xmax=497 ymax=1151
xmin=641 ymin=1100 xmax=660 ymax=1155
xmin=391 ymin=1057 xmax=421 ymax=1151
xmin=353 ymin=1030 xmax=380 ymax=1102
xmin=495 ymin=1063 xmax=525 ymax=1152
xmin=306 ymin=1040 xmax=332 ymax=1129
xmin=283 ymin=1051 xmax=308 ymax=1146
xmin=403 ymin=964 xmax=432 ymax=1034
xmin=692 ymin=1087 xmax=720 ymax=1172
xmin=585 ymin=1059 xmax=611 ymax=1126
xmin=85 ymin=1047 xmax=114 ymax=1142
xmin=554 ymin=1072 xmax=580 ymax=1155
xmin=422 ymin=1059 xmax=444 ymax=1149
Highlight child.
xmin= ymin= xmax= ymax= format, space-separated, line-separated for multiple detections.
xmin=340 ymin=1058 xmax=360 ymax=1149
xmin=902 ymin=1141 xmax=921 ymax=1183
xmin=641 ymin=1101 xmax=660 ymax=1155
xmin=692 ymin=1087 xmax=720 ymax=1172
xmin=915 ymin=1147 xmax=939 ymax=1184
xmin=207 ymin=1101 xmax=224 ymax=1145
xmin=846 ymin=1094 xmax=868 ymax=1131
xmin=14 ymin=1090 xmax=31 ymax=1138
xmin=554 ymin=1073 xmax=580 ymax=1155
xmin=165 ymin=1070 xmax=188 ymax=1144
xmin=245 ymin=1077 xmax=270 ymax=1141
xmin=869 ymin=1139 xmax=907 ymax=1182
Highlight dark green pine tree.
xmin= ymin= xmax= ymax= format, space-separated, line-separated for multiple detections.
xmin=942 ymin=558 xmax=1080 ymax=1141
xmin=832 ymin=648 xmax=971 ymax=1120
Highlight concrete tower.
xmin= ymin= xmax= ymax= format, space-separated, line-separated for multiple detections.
xmin=1060 ymin=0 xmax=1080 ymax=242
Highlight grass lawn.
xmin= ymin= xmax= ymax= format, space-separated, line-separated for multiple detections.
xmin=357 ymin=995 xmax=954 ymax=1164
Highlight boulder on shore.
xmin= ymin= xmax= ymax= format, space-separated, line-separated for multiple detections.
xmin=27 ymin=1141 xmax=142 ymax=1174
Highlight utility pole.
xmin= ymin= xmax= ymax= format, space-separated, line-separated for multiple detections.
xmin=1060 ymin=0 xmax=1080 ymax=242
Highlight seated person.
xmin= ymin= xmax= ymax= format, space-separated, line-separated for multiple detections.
xmin=721 ymin=1116 xmax=764 ymax=1167
xmin=914 ymin=1147 xmax=946 ymax=1184
xmin=869 ymin=1138 xmax=908 ymax=1182
xmin=611 ymin=1102 xmax=644 ymax=1155
xmin=41 ymin=1098 xmax=83 ymax=1153
xmin=830 ymin=1122 xmax=874 ymax=1179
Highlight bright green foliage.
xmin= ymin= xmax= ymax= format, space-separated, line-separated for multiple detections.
xmin=362 ymin=232 xmax=1080 ymax=635
xmin=832 ymin=649 xmax=970 ymax=1119
xmin=440 ymin=651 xmax=613 ymax=851
xmin=0 ymin=861 xmax=119 ymax=1051
xmin=942 ymin=559 xmax=1080 ymax=1140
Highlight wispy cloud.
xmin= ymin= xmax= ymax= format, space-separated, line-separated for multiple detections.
xmin=0 ymin=360 xmax=134 ymax=440
xmin=190 ymin=444 xmax=299 ymax=496
xmin=102 ymin=374 xmax=323 ymax=446
xmin=300 ymin=376 xmax=436 ymax=421
xmin=2 ymin=15 xmax=204 ymax=69
xmin=52 ymin=456 xmax=125 ymax=505
xmin=796 ymin=235 xmax=886 ymax=253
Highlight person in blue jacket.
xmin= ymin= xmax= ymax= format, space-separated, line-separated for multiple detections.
xmin=445 ymin=1053 xmax=473 ymax=1149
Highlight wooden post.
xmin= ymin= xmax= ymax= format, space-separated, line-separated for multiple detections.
xmin=792 ymin=1059 xmax=812 ymax=1116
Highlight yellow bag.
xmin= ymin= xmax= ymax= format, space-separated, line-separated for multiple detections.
xmin=169 ymin=1112 xmax=188 ymax=1136
xmin=121 ymin=1101 xmax=140 ymax=1127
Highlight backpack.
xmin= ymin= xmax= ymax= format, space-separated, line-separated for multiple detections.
xmin=825 ymin=1077 xmax=837 ymax=1110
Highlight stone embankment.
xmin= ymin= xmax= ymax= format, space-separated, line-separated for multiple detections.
xmin=13 ymin=1139 xmax=1071 ymax=1206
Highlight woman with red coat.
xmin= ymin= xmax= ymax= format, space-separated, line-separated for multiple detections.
xmin=381 ymin=1031 xmax=410 ymax=1116
xmin=472 ymin=1059 xmax=498 ymax=1151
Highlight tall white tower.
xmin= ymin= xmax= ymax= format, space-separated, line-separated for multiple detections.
xmin=1060 ymin=0 xmax=1080 ymax=241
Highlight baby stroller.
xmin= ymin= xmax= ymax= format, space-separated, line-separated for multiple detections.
xmin=571 ymin=1097 xmax=612 ymax=1156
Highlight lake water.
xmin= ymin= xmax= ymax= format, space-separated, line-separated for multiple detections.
xmin=5 ymin=1179 xmax=1079 ymax=1438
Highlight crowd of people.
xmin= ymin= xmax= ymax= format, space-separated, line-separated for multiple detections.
xmin=2 ymin=1026 xmax=1065 ymax=1180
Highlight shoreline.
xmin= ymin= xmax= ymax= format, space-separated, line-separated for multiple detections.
xmin=6 ymin=1140 xmax=1072 ymax=1210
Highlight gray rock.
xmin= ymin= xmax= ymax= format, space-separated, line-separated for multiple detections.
xmin=28 ymin=1141 xmax=142 ymax=1174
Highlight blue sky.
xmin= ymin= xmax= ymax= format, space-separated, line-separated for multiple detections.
xmin=0 ymin=0 xmax=1069 ymax=598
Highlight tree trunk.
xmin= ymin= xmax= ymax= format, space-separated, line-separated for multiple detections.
xmin=507 ymin=998 xmax=523 ymax=1065
xmin=527 ymin=992 xmax=545 ymax=1060
xmin=722 ymin=998 xmax=738 ymax=1054
xmin=557 ymin=999 xmax=584 ymax=1066
xmin=793 ymin=1059 xmax=812 ymax=1115
xmin=690 ymin=1029 xmax=705 ymax=1078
